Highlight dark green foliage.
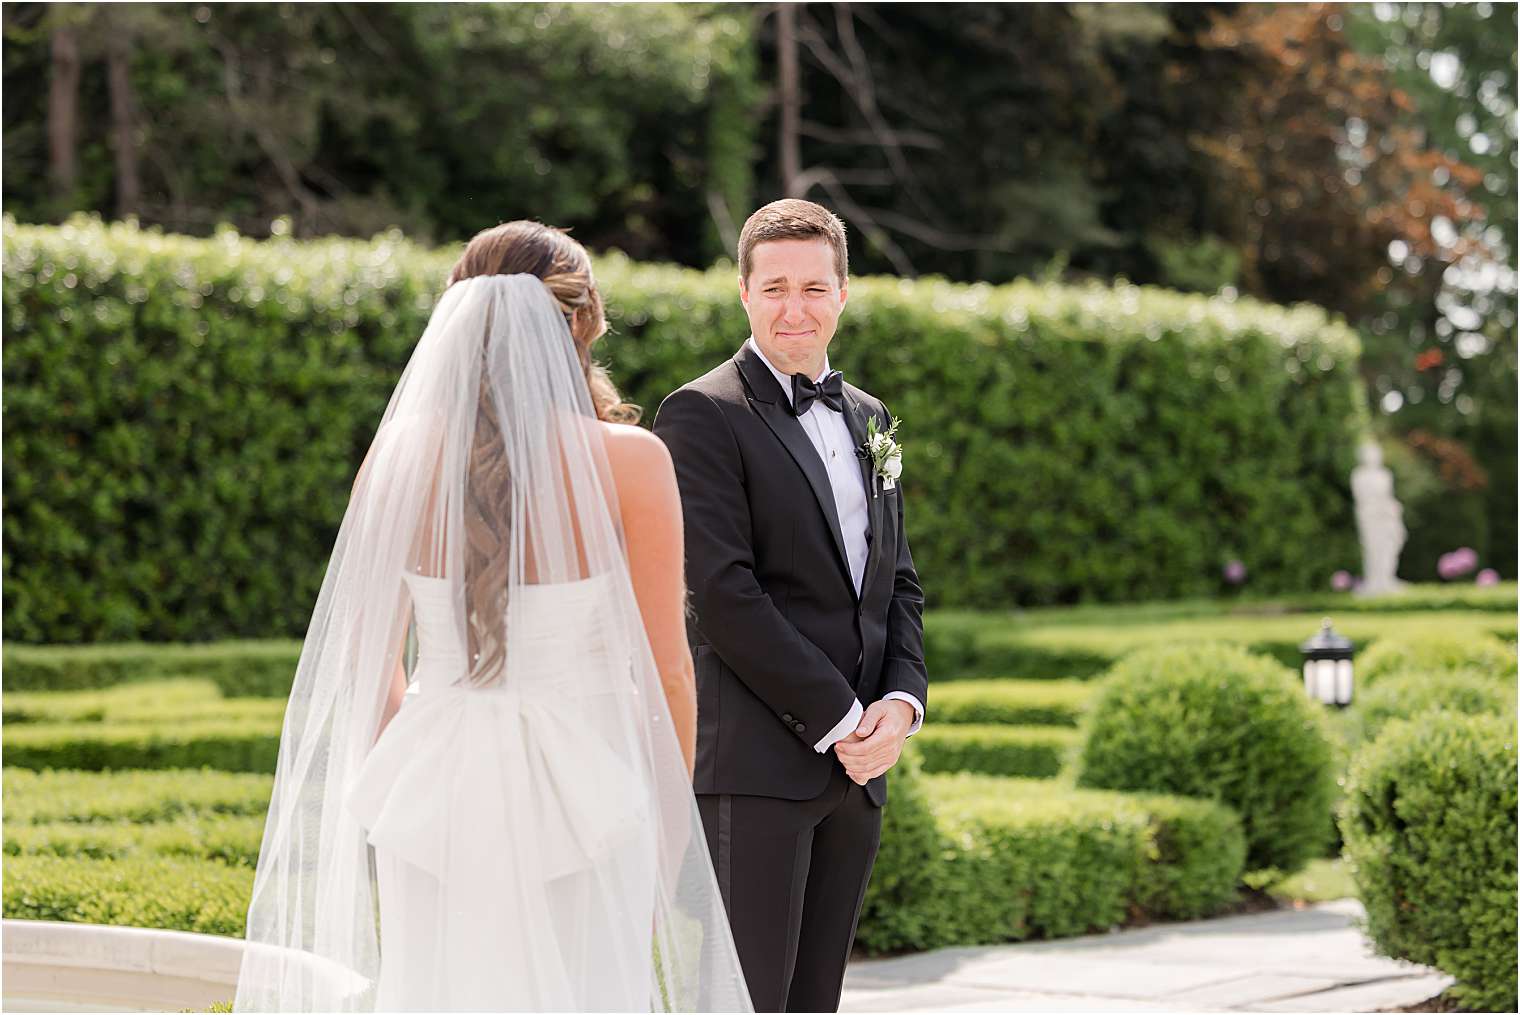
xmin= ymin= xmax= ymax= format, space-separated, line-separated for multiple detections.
xmin=1 ymin=643 xmax=301 ymax=693
xmin=1074 ymin=642 xmax=1337 ymax=874
xmin=4 ymin=718 xmax=281 ymax=773
xmin=4 ymin=220 xmax=1368 ymax=642
xmin=856 ymin=767 xmax=1246 ymax=954
xmin=928 ymin=678 xmax=1093 ymax=727
xmin=1339 ymin=714 xmax=1517 ymax=1012
xmin=2 ymin=3 xmax=759 ymax=265
xmin=909 ymin=723 xmax=1078 ymax=778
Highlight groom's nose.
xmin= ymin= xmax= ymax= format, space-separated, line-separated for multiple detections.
xmin=781 ymin=293 xmax=807 ymax=323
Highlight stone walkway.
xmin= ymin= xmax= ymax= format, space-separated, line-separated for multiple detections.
xmin=840 ymin=899 xmax=1450 ymax=1013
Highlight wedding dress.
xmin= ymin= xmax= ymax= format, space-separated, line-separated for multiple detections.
xmin=232 ymin=273 xmax=750 ymax=1012
xmin=345 ymin=571 xmax=656 ymax=1010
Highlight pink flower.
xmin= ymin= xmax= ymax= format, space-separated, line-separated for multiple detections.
xmin=1476 ymin=568 xmax=1500 ymax=586
xmin=1438 ymin=547 xmax=1479 ymax=580
xmin=1223 ymin=559 xmax=1247 ymax=585
xmin=1331 ymin=570 xmax=1354 ymax=592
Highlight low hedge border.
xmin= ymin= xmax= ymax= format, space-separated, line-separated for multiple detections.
xmin=2 ymin=641 xmax=301 ymax=694
xmin=927 ymin=610 xmax=1516 ymax=680
xmin=2 ymin=768 xmax=273 ymax=824
xmin=928 ymin=679 xmax=1093 ymax=727
xmin=6 ymin=815 xmax=265 ymax=867
xmin=2 ymin=854 xmax=252 ymax=936
xmin=7 ymin=765 xmax=1243 ymax=955
xmin=909 ymin=724 xmax=1079 ymax=778
xmin=1356 ymin=633 xmax=1516 ymax=686
xmin=3 ymin=720 xmax=282 ymax=773
xmin=3 ymin=678 xmax=223 ymax=723
xmin=3 ymin=680 xmax=282 ymax=725
xmin=856 ymin=760 xmax=1246 ymax=954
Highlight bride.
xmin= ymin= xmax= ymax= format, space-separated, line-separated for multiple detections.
xmin=233 ymin=222 xmax=753 ymax=1012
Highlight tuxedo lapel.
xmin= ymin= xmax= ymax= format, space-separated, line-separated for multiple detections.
xmin=844 ymin=392 xmax=886 ymax=594
xmin=734 ymin=345 xmax=854 ymax=593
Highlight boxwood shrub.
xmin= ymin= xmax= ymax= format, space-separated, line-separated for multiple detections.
xmin=2 ymin=854 xmax=251 ymax=936
xmin=3 ymin=719 xmax=281 ymax=773
xmin=1339 ymin=713 xmax=1516 ymax=1012
xmin=2 ymin=767 xmax=272 ymax=824
xmin=909 ymin=723 xmax=1079 ymax=778
xmin=855 ymin=758 xmax=1245 ymax=954
xmin=5 ymin=216 xmax=1367 ymax=642
xmin=1343 ymin=670 xmax=1515 ymax=747
xmin=1355 ymin=633 xmax=1515 ymax=686
xmin=928 ymin=678 xmax=1093 ymax=726
xmin=2 ymin=641 xmax=301 ymax=694
xmin=1074 ymin=642 xmax=1335 ymax=875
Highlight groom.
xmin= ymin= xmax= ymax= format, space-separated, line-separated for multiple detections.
xmin=653 ymin=199 xmax=929 ymax=1012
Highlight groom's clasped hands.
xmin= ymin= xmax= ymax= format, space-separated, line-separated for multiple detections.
xmin=833 ymin=699 xmax=917 ymax=785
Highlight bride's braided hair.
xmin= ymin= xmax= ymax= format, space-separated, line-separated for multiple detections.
xmin=446 ymin=221 xmax=637 ymax=685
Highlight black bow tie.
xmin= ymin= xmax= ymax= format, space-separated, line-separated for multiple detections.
xmin=791 ymin=370 xmax=844 ymax=415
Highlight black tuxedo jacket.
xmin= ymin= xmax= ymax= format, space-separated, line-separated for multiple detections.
xmin=652 ymin=341 xmax=928 ymax=807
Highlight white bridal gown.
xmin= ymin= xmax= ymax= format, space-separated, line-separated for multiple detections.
xmin=345 ymin=570 xmax=658 ymax=1011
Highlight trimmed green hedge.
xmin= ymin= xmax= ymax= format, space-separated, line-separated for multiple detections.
xmin=2 ymin=767 xmax=273 ymax=824
xmin=1075 ymin=642 xmax=1336 ymax=875
xmin=3 ymin=719 xmax=281 ymax=773
xmin=926 ymin=608 xmax=1515 ymax=680
xmin=1343 ymin=670 xmax=1516 ymax=747
xmin=1356 ymin=633 xmax=1515 ymax=686
xmin=1339 ymin=714 xmax=1517 ymax=1012
xmin=7 ymin=764 xmax=1241 ymax=953
xmin=1 ymin=641 xmax=301 ymax=693
xmin=2 ymin=854 xmax=252 ymax=936
xmin=909 ymin=724 xmax=1078 ymax=778
xmin=856 ymin=761 xmax=1246 ymax=954
xmin=3 ymin=678 xmax=220 ymax=723
xmin=6 ymin=217 xmax=1368 ymax=642
xmin=928 ymin=678 xmax=1093 ymax=726
xmin=6 ymin=816 xmax=265 ymax=867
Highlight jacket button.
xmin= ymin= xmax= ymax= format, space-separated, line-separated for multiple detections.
xmin=795 ymin=722 xmax=806 ymax=733
xmin=782 ymin=713 xmax=794 ymax=722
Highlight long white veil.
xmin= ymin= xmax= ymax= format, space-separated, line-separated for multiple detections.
xmin=233 ymin=274 xmax=751 ymax=1012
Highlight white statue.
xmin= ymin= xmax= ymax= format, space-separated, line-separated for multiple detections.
xmin=1351 ymin=440 xmax=1407 ymax=596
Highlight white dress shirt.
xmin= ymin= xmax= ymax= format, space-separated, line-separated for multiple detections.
xmin=744 ymin=337 xmax=925 ymax=752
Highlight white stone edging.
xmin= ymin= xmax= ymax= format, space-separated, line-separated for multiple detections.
xmin=3 ymin=919 xmax=242 ymax=1013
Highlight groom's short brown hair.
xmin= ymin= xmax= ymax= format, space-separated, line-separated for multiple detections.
xmin=738 ymin=199 xmax=848 ymax=286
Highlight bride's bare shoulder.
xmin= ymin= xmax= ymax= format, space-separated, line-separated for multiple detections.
xmin=598 ymin=421 xmax=677 ymax=505
xmin=599 ymin=420 xmax=673 ymax=472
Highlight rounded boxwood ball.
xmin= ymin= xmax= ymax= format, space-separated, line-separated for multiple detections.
xmin=1339 ymin=712 xmax=1516 ymax=1013
xmin=1074 ymin=641 xmax=1335 ymax=874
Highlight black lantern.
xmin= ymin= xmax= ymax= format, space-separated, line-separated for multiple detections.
xmin=1300 ymin=618 xmax=1354 ymax=707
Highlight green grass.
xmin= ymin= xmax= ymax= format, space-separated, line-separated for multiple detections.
xmin=1268 ymin=857 xmax=1356 ymax=904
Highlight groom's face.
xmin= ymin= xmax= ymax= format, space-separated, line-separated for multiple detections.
xmin=739 ymin=238 xmax=847 ymax=377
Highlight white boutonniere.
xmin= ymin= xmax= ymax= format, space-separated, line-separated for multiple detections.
xmin=860 ymin=415 xmax=904 ymax=493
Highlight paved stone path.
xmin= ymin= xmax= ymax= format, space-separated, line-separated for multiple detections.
xmin=841 ymin=899 xmax=1450 ymax=1012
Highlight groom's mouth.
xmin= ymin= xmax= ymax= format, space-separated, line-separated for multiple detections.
xmin=776 ymin=330 xmax=815 ymax=338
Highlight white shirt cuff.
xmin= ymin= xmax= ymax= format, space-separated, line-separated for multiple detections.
xmin=882 ymin=691 xmax=925 ymax=736
xmin=814 ymin=698 xmax=864 ymax=753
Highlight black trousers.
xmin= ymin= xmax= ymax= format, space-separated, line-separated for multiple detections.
xmin=697 ymin=762 xmax=884 ymax=1013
